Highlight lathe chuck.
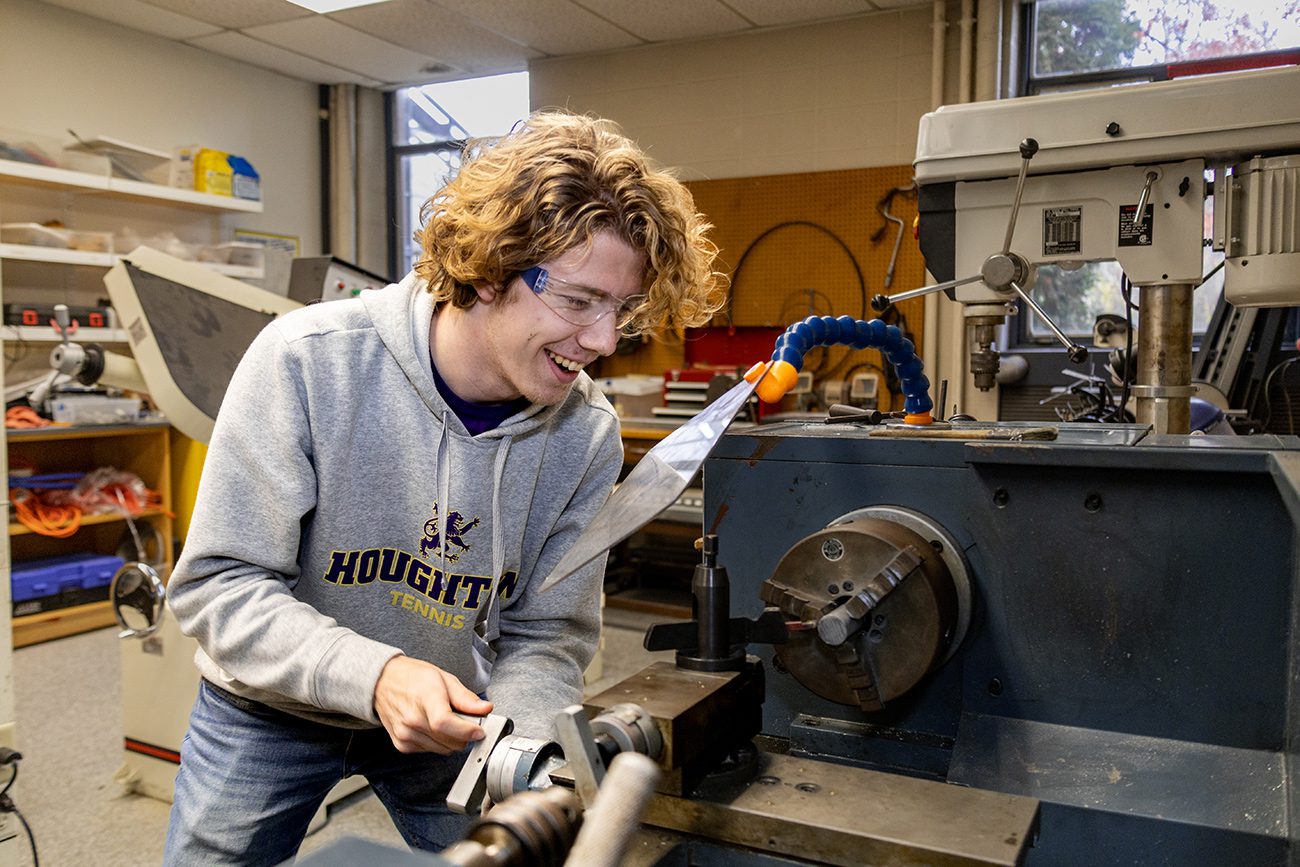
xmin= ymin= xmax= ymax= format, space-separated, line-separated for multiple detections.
xmin=760 ymin=506 xmax=970 ymax=711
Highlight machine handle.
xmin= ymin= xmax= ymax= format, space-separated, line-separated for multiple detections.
xmin=870 ymin=272 xmax=984 ymax=311
xmin=562 ymin=753 xmax=661 ymax=867
xmin=1005 ymin=280 xmax=1089 ymax=363
xmin=1001 ymin=138 xmax=1039 ymax=255
xmin=53 ymin=303 xmax=72 ymax=345
xmin=755 ymin=316 xmax=933 ymax=424
xmin=1134 ymin=169 xmax=1159 ymax=220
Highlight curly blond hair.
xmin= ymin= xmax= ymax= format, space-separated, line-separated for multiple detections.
xmin=414 ymin=111 xmax=726 ymax=337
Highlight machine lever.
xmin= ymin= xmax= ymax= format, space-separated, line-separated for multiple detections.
xmin=562 ymin=753 xmax=662 ymax=867
xmin=53 ymin=303 xmax=72 ymax=344
xmin=1006 ymin=280 xmax=1088 ymax=363
xmin=871 ymin=273 xmax=983 ymax=312
xmin=1134 ymin=169 xmax=1159 ymax=220
xmin=1001 ymin=138 xmax=1039 ymax=255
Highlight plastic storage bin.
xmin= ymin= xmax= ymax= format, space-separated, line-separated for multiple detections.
xmin=197 ymin=241 xmax=265 ymax=269
xmin=11 ymin=553 xmax=125 ymax=616
xmin=1 ymin=222 xmax=70 ymax=248
xmin=48 ymin=394 xmax=140 ymax=425
xmin=0 ymin=222 xmax=112 ymax=252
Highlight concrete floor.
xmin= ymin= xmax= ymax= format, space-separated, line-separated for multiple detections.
xmin=6 ymin=606 xmax=671 ymax=866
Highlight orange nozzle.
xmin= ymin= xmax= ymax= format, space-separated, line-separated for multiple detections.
xmin=903 ymin=411 xmax=933 ymax=425
xmin=756 ymin=360 xmax=800 ymax=404
xmin=743 ymin=361 xmax=769 ymax=383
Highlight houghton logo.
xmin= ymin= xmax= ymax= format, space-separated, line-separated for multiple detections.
xmin=320 ymin=505 xmax=516 ymax=631
xmin=420 ymin=504 xmax=480 ymax=563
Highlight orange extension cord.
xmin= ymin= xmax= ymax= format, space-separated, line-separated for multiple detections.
xmin=9 ymin=489 xmax=81 ymax=538
xmin=8 ymin=464 xmax=165 ymax=538
xmin=5 ymin=406 xmax=51 ymax=429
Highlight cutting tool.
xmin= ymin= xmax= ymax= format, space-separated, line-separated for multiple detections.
xmin=538 ymin=314 xmax=933 ymax=593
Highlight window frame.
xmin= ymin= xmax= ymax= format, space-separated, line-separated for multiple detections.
xmin=388 ymin=132 xmax=466 ymax=280
xmin=385 ymin=74 xmax=531 ymax=280
xmin=1019 ymin=0 xmax=1300 ymax=97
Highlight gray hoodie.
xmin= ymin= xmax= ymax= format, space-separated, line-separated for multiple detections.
xmin=167 ymin=272 xmax=622 ymax=738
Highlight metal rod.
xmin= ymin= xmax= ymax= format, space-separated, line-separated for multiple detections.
xmin=1134 ymin=170 xmax=1158 ymax=220
xmin=884 ymin=273 xmax=984 ymax=305
xmin=1006 ymin=281 xmax=1086 ymax=361
xmin=1002 ymin=139 xmax=1039 ymax=255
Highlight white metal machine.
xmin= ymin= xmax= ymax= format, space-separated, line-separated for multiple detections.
xmin=54 ymin=248 xmax=367 ymax=823
xmin=892 ymin=64 xmax=1300 ymax=434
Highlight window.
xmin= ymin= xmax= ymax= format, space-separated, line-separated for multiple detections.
xmin=1027 ymin=0 xmax=1300 ymax=93
xmin=390 ymin=72 xmax=530 ymax=277
xmin=1015 ymin=0 xmax=1299 ymax=345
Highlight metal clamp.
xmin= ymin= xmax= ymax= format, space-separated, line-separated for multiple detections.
xmin=1129 ymin=384 xmax=1199 ymax=398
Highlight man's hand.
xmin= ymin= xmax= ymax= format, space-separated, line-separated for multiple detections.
xmin=374 ymin=656 xmax=493 ymax=754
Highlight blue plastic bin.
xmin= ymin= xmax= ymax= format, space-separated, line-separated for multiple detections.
xmin=12 ymin=553 xmax=124 ymax=602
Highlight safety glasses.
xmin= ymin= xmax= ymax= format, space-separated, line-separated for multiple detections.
xmin=518 ymin=266 xmax=647 ymax=333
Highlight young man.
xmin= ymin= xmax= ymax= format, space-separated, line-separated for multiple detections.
xmin=162 ymin=111 xmax=724 ymax=865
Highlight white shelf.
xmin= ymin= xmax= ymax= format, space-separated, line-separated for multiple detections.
xmin=109 ymin=178 xmax=263 ymax=212
xmin=0 ymin=158 xmax=263 ymax=213
xmin=0 ymin=159 xmax=110 ymax=191
xmin=0 ymin=243 xmax=263 ymax=278
xmin=1 ymin=325 xmax=129 ymax=343
xmin=0 ymin=243 xmax=112 ymax=266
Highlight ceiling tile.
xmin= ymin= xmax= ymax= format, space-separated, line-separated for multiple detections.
xmin=243 ymin=15 xmax=453 ymax=84
xmin=430 ymin=0 xmax=643 ymax=55
xmin=37 ymin=0 xmax=222 ymax=39
xmin=571 ymin=0 xmax=749 ymax=42
xmin=137 ymin=0 xmax=311 ymax=29
xmin=330 ymin=0 xmax=538 ymax=77
xmin=187 ymin=30 xmax=383 ymax=86
xmin=724 ymin=0 xmax=876 ymax=27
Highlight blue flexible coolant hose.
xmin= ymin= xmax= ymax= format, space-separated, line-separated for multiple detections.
xmin=758 ymin=315 xmax=933 ymax=422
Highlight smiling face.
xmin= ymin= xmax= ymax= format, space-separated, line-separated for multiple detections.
xmin=467 ymin=231 xmax=646 ymax=405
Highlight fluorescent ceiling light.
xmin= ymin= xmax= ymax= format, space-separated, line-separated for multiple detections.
xmin=286 ymin=0 xmax=392 ymax=12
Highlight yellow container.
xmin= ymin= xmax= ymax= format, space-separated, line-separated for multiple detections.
xmin=193 ymin=148 xmax=232 ymax=196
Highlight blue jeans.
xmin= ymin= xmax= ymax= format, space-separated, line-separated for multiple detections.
xmin=162 ymin=680 xmax=472 ymax=866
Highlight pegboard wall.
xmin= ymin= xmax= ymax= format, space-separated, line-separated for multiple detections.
xmin=597 ymin=165 xmax=927 ymax=412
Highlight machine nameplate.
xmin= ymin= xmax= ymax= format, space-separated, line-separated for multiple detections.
xmin=1042 ymin=206 xmax=1081 ymax=255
